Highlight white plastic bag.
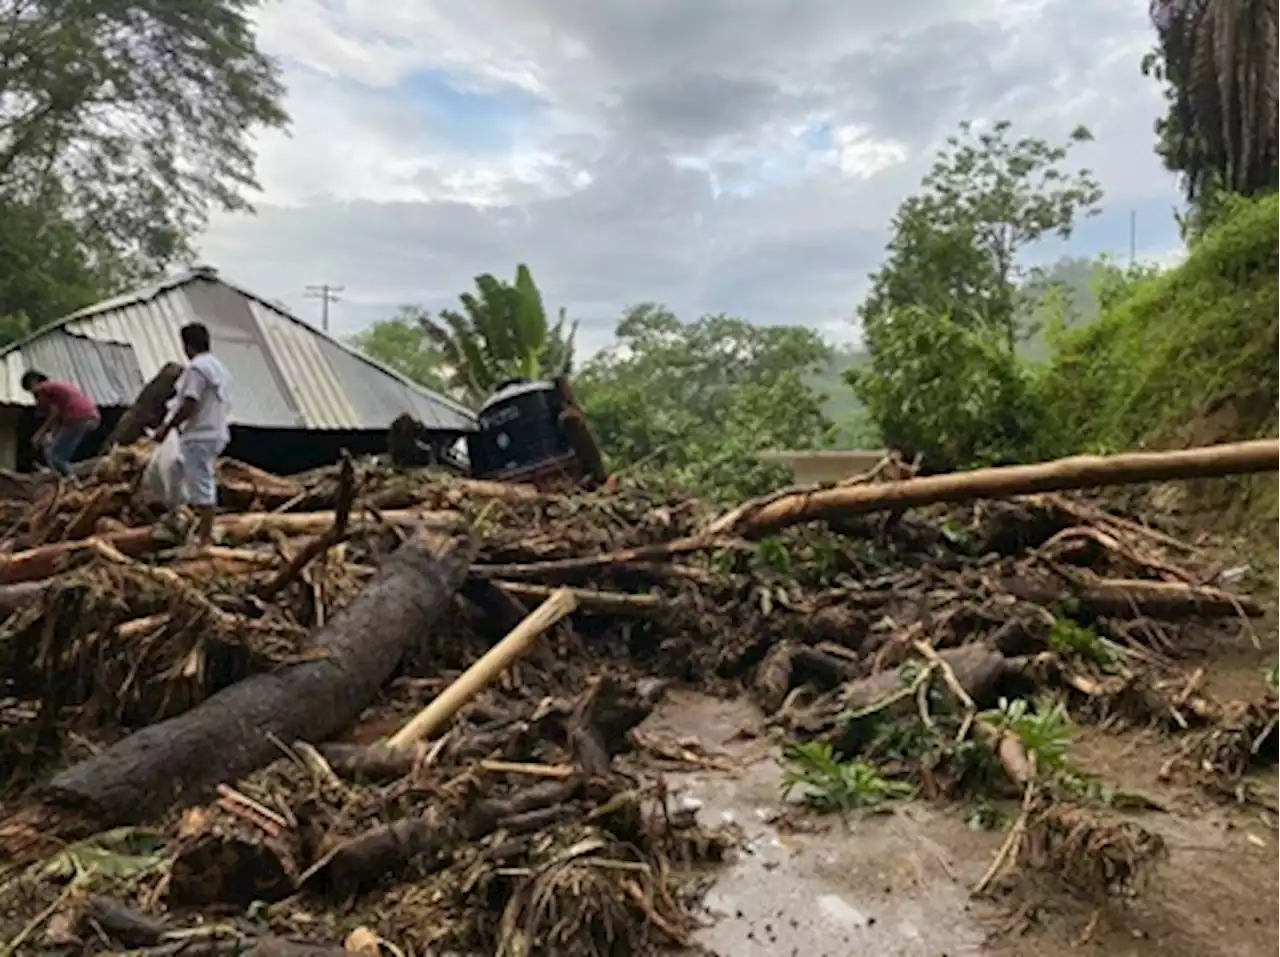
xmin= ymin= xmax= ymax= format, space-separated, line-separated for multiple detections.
xmin=141 ymin=430 xmax=186 ymax=507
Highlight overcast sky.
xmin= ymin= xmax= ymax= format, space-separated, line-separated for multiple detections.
xmin=196 ymin=0 xmax=1182 ymax=354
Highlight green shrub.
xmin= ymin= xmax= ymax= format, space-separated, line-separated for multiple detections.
xmin=847 ymin=306 xmax=1042 ymax=470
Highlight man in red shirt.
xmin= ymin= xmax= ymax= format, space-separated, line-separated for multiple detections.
xmin=22 ymin=370 xmax=101 ymax=477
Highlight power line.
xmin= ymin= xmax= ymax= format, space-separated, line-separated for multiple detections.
xmin=305 ymin=283 xmax=344 ymax=333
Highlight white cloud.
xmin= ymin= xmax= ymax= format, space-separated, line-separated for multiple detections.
xmin=834 ymin=126 xmax=909 ymax=179
xmin=199 ymin=0 xmax=1185 ymax=345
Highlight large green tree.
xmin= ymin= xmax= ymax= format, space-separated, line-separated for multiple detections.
xmin=849 ymin=121 xmax=1102 ymax=469
xmin=577 ymin=305 xmax=834 ymax=501
xmin=860 ymin=121 xmax=1102 ymax=354
xmin=424 ymin=264 xmax=577 ymax=404
xmin=0 ymin=187 xmax=128 ymax=345
xmin=0 ymin=0 xmax=287 ymax=309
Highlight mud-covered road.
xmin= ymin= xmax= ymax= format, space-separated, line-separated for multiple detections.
xmin=646 ymin=678 xmax=1277 ymax=957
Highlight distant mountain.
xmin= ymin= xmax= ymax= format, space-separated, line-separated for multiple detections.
xmin=806 ymin=345 xmax=875 ymax=447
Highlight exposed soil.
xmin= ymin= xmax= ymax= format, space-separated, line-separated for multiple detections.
xmin=648 ymin=618 xmax=1277 ymax=957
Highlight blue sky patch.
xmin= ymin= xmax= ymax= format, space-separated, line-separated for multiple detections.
xmin=800 ymin=122 xmax=835 ymax=152
xmin=393 ymin=69 xmax=547 ymax=152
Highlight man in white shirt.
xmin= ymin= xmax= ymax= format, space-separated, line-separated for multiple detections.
xmin=155 ymin=322 xmax=233 ymax=548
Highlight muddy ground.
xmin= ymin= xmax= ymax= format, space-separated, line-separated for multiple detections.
xmin=650 ymin=622 xmax=1277 ymax=957
xmin=0 ymin=458 xmax=1275 ymax=956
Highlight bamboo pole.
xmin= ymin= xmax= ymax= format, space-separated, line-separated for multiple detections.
xmin=386 ymin=587 xmax=579 ymax=749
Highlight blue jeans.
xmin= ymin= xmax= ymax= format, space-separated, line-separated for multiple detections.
xmin=46 ymin=417 xmax=99 ymax=476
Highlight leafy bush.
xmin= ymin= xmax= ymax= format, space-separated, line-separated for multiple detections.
xmin=780 ymin=741 xmax=912 ymax=814
xmin=847 ymin=306 xmax=1041 ymax=470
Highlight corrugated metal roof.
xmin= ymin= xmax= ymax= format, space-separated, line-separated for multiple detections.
xmin=2 ymin=331 xmax=146 ymax=408
xmin=0 ymin=268 xmax=478 ymax=433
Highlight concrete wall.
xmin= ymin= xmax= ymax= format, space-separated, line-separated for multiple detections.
xmin=758 ymin=449 xmax=888 ymax=485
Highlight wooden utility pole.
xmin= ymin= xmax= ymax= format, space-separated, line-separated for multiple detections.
xmin=305 ymin=283 xmax=344 ymax=332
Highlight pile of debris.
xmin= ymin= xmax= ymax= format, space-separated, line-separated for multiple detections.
xmin=0 ymin=439 xmax=1276 ymax=955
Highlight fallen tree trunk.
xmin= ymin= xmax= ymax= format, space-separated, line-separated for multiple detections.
xmin=104 ymin=362 xmax=184 ymax=447
xmin=474 ymin=442 xmax=1280 ymax=582
xmin=714 ymin=440 xmax=1280 ymax=536
xmin=1001 ymin=574 xmax=1263 ymax=619
xmin=0 ymin=507 xmax=464 ymax=585
xmin=17 ymin=528 xmax=473 ymax=830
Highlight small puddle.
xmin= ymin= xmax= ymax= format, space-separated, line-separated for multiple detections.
xmin=645 ymin=691 xmax=991 ymax=957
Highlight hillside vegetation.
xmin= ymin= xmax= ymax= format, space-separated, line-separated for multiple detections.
xmin=1039 ymin=194 xmax=1278 ymax=454
xmin=1038 ymin=194 xmax=1279 ymax=536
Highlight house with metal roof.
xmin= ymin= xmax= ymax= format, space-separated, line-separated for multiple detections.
xmin=0 ymin=266 xmax=477 ymax=473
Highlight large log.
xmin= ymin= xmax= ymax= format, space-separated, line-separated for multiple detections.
xmin=0 ymin=507 xmax=464 ymax=585
xmin=714 ymin=440 xmax=1280 ymax=536
xmin=26 ymin=527 xmax=474 ymax=826
xmin=105 ymin=362 xmax=184 ymax=448
xmin=1000 ymin=574 xmax=1264 ymax=619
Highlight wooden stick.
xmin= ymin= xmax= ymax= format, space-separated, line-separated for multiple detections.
xmin=477 ymin=759 xmax=575 ymax=779
xmin=259 ymin=454 xmax=357 ymax=599
xmin=387 ymin=588 xmax=579 ymax=749
xmin=118 ymin=613 xmax=170 ymax=639
xmin=973 ymin=782 xmax=1036 ymax=895
xmin=494 ymin=580 xmax=662 ymax=615
xmin=214 ymin=784 xmax=288 ymax=837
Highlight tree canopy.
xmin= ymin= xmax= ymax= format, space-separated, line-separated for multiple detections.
xmin=577 ymin=306 xmax=834 ymax=501
xmin=849 ymin=121 xmax=1103 ymax=469
xmin=860 ymin=121 xmax=1102 ymax=354
xmin=0 ymin=0 xmax=288 ymax=336
xmin=350 ymin=309 xmax=450 ymax=394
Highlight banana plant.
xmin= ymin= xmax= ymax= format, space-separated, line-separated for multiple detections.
xmin=422 ymin=264 xmax=577 ymax=405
